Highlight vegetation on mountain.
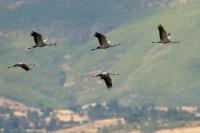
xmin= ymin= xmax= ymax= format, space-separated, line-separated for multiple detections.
xmin=0 ymin=0 xmax=199 ymax=108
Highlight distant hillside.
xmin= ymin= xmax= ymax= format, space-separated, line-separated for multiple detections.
xmin=0 ymin=0 xmax=197 ymax=108
xmin=63 ymin=0 xmax=200 ymax=107
xmin=0 ymin=0 xmax=154 ymax=44
xmin=0 ymin=96 xmax=38 ymax=111
xmin=0 ymin=0 xmax=186 ymax=44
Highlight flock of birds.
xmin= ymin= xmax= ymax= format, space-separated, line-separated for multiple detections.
xmin=8 ymin=24 xmax=179 ymax=89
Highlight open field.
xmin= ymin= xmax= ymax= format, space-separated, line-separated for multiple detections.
xmin=155 ymin=126 xmax=200 ymax=133
xmin=53 ymin=125 xmax=200 ymax=133
xmin=53 ymin=118 xmax=126 ymax=133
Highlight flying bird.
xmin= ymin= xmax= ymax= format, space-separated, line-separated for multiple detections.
xmin=91 ymin=72 xmax=119 ymax=89
xmin=91 ymin=32 xmax=121 ymax=51
xmin=28 ymin=31 xmax=56 ymax=49
xmin=8 ymin=63 xmax=35 ymax=71
xmin=152 ymin=24 xmax=179 ymax=44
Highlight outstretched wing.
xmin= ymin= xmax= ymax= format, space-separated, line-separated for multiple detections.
xmin=158 ymin=24 xmax=169 ymax=41
xmin=102 ymin=75 xmax=112 ymax=89
xmin=31 ymin=31 xmax=46 ymax=46
xmin=20 ymin=64 xmax=30 ymax=71
xmin=94 ymin=32 xmax=110 ymax=47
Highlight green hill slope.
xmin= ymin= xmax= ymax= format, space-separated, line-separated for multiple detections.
xmin=64 ymin=1 xmax=200 ymax=107
xmin=0 ymin=0 xmax=156 ymax=108
xmin=1 ymin=0 xmax=199 ymax=108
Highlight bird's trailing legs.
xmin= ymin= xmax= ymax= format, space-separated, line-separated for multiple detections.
xmin=91 ymin=46 xmax=101 ymax=51
xmin=111 ymin=43 xmax=121 ymax=47
xmin=170 ymin=41 xmax=180 ymax=43
xmin=48 ymin=42 xmax=57 ymax=46
xmin=27 ymin=63 xmax=36 ymax=67
xmin=108 ymin=73 xmax=120 ymax=76
xmin=152 ymin=41 xmax=180 ymax=44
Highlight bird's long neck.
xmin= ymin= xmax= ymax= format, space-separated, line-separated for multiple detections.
xmin=91 ymin=47 xmax=101 ymax=51
xmin=8 ymin=64 xmax=19 ymax=68
xmin=152 ymin=41 xmax=162 ymax=43
xmin=27 ymin=45 xmax=37 ymax=49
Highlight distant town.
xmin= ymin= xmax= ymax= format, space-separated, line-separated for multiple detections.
xmin=0 ymin=97 xmax=200 ymax=133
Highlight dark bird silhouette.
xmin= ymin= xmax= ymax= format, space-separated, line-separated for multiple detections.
xmin=91 ymin=32 xmax=121 ymax=51
xmin=92 ymin=72 xmax=119 ymax=89
xmin=28 ymin=31 xmax=56 ymax=49
xmin=8 ymin=63 xmax=35 ymax=71
xmin=152 ymin=24 xmax=179 ymax=44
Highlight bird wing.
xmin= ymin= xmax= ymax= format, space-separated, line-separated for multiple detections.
xmin=101 ymin=75 xmax=112 ymax=89
xmin=31 ymin=31 xmax=46 ymax=46
xmin=94 ymin=32 xmax=110 ymax=47
xmin=158 ymin=24 xmax=169 ymax=41
xmin=20 ymin=64 xmax=30 ymax=71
